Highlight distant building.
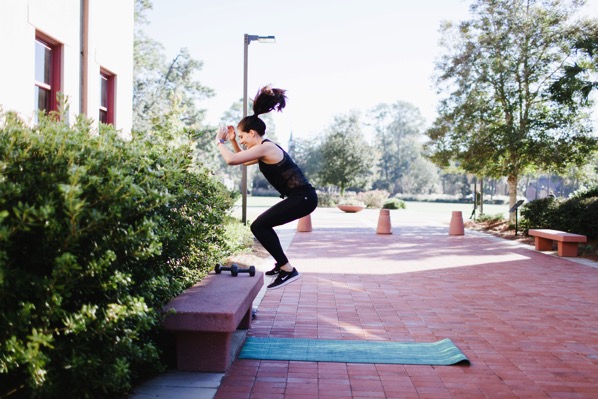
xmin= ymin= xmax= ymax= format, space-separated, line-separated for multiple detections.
xmin=0 ymin=0 xmax=134 ymax=134
xmin=525 ymin=183 xmax=537 ymax=201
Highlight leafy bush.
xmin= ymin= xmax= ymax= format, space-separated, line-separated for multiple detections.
xmin=316 ymin=192 xmax=342 ymax=207
xmin=569 ymin=185 xmax=598 ymax=200
xmin=357 ymin=190 xmax=390 ymax=208
xmin=316 ymin=190 xmax=390 ymax=208
xmin=221 ymin=215 xmax=255 ymax=254
xmin=520 ymin=197 xmax=561 ymax=231
xmin=0 ymin=111 xmax=236 ymax=398
xmin=382 ymin=198 xmax=406 ymax=210
xmin=338 ymin=196 xmax=365 ymax=206
xmin=521 ymin=195 xmax=598 ymax=239
xmin=556 ymin=197 xmax=598 ymax=239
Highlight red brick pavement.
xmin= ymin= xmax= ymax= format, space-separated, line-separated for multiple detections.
xmin=214 ymin=210 xmax=598 ymax=399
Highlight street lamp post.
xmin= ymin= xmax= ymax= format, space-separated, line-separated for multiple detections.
xmin=242 ymin=34 xmax=275 ymax=224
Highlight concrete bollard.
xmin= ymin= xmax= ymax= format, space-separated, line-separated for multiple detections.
xmin=296 ymin=214 xmax=312 ymax=232
xmin=376 ymin=209 xmax=392 ymax=234
xmin=449 ymin=211 xmax=464 ymax=236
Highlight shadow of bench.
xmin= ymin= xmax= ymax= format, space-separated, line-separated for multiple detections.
xmin=163 ymin=271 xmax=264 ymax=372
xmin=528 ymin=229 xmax=587 ymax=257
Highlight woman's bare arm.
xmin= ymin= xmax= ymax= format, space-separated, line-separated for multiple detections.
xmin=217 ymin=142 xmax=265 ymax=166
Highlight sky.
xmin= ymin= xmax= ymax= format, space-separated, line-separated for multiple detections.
xmin=146 ymin=0 xmax=598 ymax=148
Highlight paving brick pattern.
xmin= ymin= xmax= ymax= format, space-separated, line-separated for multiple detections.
xmin=214 ymin=210 xmax=598 ymax=399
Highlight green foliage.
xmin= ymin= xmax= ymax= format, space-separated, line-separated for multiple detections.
xmin=476 ymin=213 xmax=504 ymax=223
xmin=357 ymin=190 xmax=390 ymax=208
xmin=549 ymin=18 xmax=598 ymax=107
xmin=521 ymin=198 xmax=561 ymax=232
xmin=316 ymin=190 xmax=391 ymax=208
xmin=221 ymin=215 xmax=255 ymax=254
xmin=288 ymin=136 xmax=321 ymax=187
xmin=426 ymin=0 xmax=597 ymax=214
xmin=0 ymin=112 xmax=235 ymax=398
xmin=382 ymin=198 xmax=406 ymax=210
xmin=521 ymin=195 xmax=598 ymax=239
xmin=555 ymin=197 xmax=598 ymax=239
xmin=133 ymin=0 xmax=214 ymax=133
xmin=368 ymin=102 xmax=440 ymax=195
xmin=315 ymin=192 xmax=342 ymax=208
xmin=317 ymin=111 xmax=375 ymax=195
xmin=569 ymin=185 xmax=598 ymax=199
xmin=337 ymin=196 xmax=365 ymax=207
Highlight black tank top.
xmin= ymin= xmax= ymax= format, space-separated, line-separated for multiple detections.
xmin=258 ymin=139 xmax=313 ymax=198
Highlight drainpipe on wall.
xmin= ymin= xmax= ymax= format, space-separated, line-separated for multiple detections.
xmin=80 ymin=0 xmax=89 ymax=116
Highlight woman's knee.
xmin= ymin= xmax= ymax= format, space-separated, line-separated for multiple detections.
xmin=250 ymin=219 xmax=267 ymax=236
xmin=250 ymin=220 xmax=259 ymax=235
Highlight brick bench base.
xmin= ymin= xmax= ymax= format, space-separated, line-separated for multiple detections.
xmin=163 ymin=271 xmax=264 ymax=372
xmin=528 ymin=229 xmax=587 ymax=257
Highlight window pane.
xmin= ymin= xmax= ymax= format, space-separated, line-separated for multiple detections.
xmin=35 ymin=86 xmax=50 ymax=112
xmin=100 ymin=75 xmax=108 ymax=108
xmin=99 ymin=109 xmax=107 ymax=124
xmin=35 ymin=40 xmax=51 ymax=84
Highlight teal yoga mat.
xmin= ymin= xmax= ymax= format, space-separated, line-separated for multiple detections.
xmin=239 ymin=337 xmax=470 ymax=366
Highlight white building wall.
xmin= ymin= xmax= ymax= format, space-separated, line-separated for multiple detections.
xmin=87 ymin=0 xmax=134 ymax=134
xmin=0 ymin=0 xmax=133 ymax=134
xmin=0 ymin=2 xmax=30 ymax=118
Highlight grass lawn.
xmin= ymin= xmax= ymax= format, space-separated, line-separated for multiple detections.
xmin=238 ymin=196 xmax=512 ymax=219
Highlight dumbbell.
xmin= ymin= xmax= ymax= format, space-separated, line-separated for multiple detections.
xmin=237 ymin=265 xmax=256 ymax=277
xmin=215 ymin=263 xmax=256 ymax=277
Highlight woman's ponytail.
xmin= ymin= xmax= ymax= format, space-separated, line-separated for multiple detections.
xmin=252 ymin=86 xmax=287 ymax=116
xmin=238 ymin=86 xmax=287 ymax=136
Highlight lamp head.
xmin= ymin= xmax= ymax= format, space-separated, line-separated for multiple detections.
xmin=246 ymin=34 xmax=276 ymax=44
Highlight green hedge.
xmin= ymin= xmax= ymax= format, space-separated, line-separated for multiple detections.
xmin=0 ymin=112 xmax=235 ymax=398
xmin=382 ymin=198 xmax=406 ymax=210
xmin=521 ymin=192 xmax=598 ymax=239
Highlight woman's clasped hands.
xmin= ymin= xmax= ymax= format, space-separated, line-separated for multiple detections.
xmin=215 ymin=125 xmax=237 ymax=143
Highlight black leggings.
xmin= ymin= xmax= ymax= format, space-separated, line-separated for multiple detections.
xmin=250 ymin=189 xmax=318 ymax=266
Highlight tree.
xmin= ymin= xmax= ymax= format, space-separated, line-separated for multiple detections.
xmin=549 ymin=18 xmax=598 ymax=107
xmin=133 ymin=0 xmax=214 ymax=133
xmin=318 ymin=111 xmax=374 ymax=195
xmin=426 ymin=0 xmax=597 ymax=221
xmin=368 ymin=101 xmax=439 ymax=194
xmin=288 ymin=135 xmax=321 ymax=185
xmin=398 ymin=157 xmax=442 ymax=194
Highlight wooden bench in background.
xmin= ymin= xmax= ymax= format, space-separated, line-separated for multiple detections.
xmin=528 ymin=229 xmax=587 ymax=257
xmin=163 ymin=271 xmax=264 ymax=372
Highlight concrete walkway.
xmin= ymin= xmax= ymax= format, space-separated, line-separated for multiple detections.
xmin=131 ymin=207 xmax=598 ymax=399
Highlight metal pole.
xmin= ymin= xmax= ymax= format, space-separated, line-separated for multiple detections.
xmin=480 ymin=177 xmax=484 ymax=216
xmin=241 ymin=34 xmax=274 ymax=224
xmin=242 ymin=34 xmax=249 ymax=225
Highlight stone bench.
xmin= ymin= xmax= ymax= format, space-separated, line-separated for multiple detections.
xmin=528 ymin=229 xmax=587 ymax=257
xmin=163 ymin=271 xmax=264 ymax=372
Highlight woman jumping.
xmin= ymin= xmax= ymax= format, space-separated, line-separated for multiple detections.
xmin=215 ymin=86 xmax=318 ymax=290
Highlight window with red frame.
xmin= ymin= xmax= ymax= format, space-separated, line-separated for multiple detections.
xmin=99 ymin=71 xmax=115 ymax=124
xmin=35 ymin=34 xmax=61 ymax=114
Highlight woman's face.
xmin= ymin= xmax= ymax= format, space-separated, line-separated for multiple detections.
xmin=237 ymin=129 xmax=259 ymax=148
